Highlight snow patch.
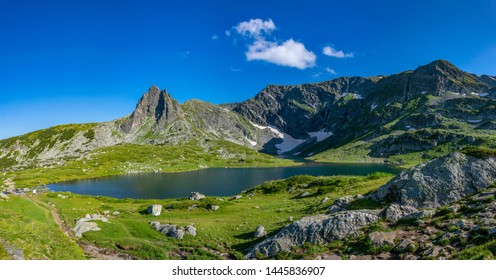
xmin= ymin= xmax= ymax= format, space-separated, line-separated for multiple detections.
xmin=405 ymin=125 xmax=416 ymax=131
xmin=308 ymin=129 xmax=333 ymax=142
xmin=275 ymin=134 xmax=306 ymax=155
xmin=245 ymin=138 xmax=257 ymax=146
xmin=467 ymin=119 xmax=482 ymax=123
xmin=370 ymin=103 xmax=378 ymax=111
xmin=355 ymin=93 xmax=364 ymax=100
xmin=420 ymin=91 xmax=428 ymax=95
xmin=250 ymin=122 xmax=284 ymax=138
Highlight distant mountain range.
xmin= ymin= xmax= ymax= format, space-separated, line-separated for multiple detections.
xmin=1 ymin=60 xmax=496 ymax=172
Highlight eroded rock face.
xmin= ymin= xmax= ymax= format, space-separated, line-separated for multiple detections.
xmin=246 ymin=210 xmax=380 ymax=258
xmin=371 ymin=152 xmax=496 ymax=208
xmin=382 ymin=204 xmax=418 ymax=222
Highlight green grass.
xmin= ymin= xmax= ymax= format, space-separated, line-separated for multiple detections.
xmin=460 ymin=146 xmax=496 ymax=159
xmin=27 ymin=174 xmax=393 ymax=260
xmin=0 ymin=197 xmax=85 ymax=259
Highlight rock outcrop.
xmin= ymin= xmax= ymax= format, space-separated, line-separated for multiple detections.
xmin=370 ymin=152 xmax=496 ymax=208
xmin=72 ymin=213 xmax=109 ymax=237
xmin=246 ymin=210 xmax=380 ymax=258
xmin=254 ymin=226 xmax=267 ymax=238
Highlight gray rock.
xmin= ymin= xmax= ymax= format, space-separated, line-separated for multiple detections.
xmin=455 ymin=219 xmax=474 ymax=230
xmin=73 ymin=221 xmax=101 ymax=237
xmin=5 ymin=245 xmax=24 ymax=260
xmin=403 ymin=209 xmax=435 ymax=220
xmin=368 ymin=231 xmax=396 ymax=247
xmin=186 ymin=225 xmax=197 ymax=236
xmin=371 ymin=152 xmax=496 ymax=208
xmin=254 ymin=226 xmax=267 ymax=238
xmin=327 ymin=196 xmax=354 ymax=214
xmin=246 ymin=210 xmax=380 ymax=258
xmin=147 ymin=204 xmax=162 ymax=216
xmin=233 ymin=195 xmax=242 ymax=200
xmin=321 ymin=197 xmax=330 ymax=204
xmin=103 ymin=210 xmax=110 ymax=215
xmin=112 ymin=211 xmax=120 ymax=215
xmin=301 ymin=191 xmax=310 ymax=197
xmin=210 ymin=205 xmax=220 ymax=211
xmin=189 ymin=192 xmax=206 ymax=200
xmin=396 ymin=239 xmax=416 ymax=253
xmin=383 ymin=204 xmax=418 ymax=222
xmin=0 ymin=192 xmax=8 ymax=200
xmin=151 ymin=222 xmax=196 ymax=239
xmin=488 ymin=227 xmax=496 ymax=235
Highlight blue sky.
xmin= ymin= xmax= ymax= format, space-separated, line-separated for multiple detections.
xmin=1 ymin=0 xmax=496 ymax=139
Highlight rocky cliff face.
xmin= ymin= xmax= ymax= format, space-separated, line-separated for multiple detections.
xmin=120 ymin=86 xmax=184 ymax=134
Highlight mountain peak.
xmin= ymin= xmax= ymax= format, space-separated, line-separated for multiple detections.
xmin=120 ymin=86 xmax=183 ymax=133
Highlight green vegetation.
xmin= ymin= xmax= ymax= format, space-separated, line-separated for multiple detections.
xmin=0 ymin=197 xmax=85 ymax=259
xmin=290 ymin=100 xmax=317 ymax=113
xmin=460 ymin=146 xmax=496 ymax=159
xmin=0 ymin=173 xmax=392 ymax=260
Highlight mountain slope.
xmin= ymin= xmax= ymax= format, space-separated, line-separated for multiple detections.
xmin=1 ymin=60 xmax=496 ymax=186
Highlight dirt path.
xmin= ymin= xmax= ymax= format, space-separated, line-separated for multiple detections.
xmin=29 ymin=196 xmax=134 ymax=260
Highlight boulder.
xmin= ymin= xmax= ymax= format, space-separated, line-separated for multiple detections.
xmin=246 ymin=210 xmax=380 ymax=258
xmin=382 ymin=204 xmax=418 ymax=222
xmin=112 ymin=211 xmax=120 ymax=215
xmin=233 ymin=195 xmax=242 ymax=200
xmin=147 ymin=204 xmax=162 ymax=216
xmin=189 ymin=192 xmax=206 ymax=200
xmin=73 ymin=221 xmax=101 ymax=237
xmin=209 ymin=205 xmax=220 ymax=211
xmin=0 ymin=192 xmax=9 ymax=200
xmin=254 ymin=226 xmax=267 ymax=238
xmin=151 ymin=222 xmax=196 ymax=239
xmin=403 ymin=209 xmax=435 ymax=221
xmin=186 ymin=225 xmax=197 ymax=236
xmin=328 ymin=196 xmax=354 ymax=214
xmin=301 ymin=191 xmax=310 ymax=197
xmin=371 ymin=152 xmax=496 ymax=208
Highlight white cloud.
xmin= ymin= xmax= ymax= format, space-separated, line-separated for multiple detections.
xmin=246 ymin=39 xmax=316 ymax=69
xmin=311 ymin=72 xmax=322 ymax=78
xmin=211 ymin=35 xmax=219 ymax=40
xmin=225 ymin=30 xmax=231 ymax=36
xmin=322 ymin=46 xmax=353 ymax=58
xmin=326 ymin=67 xmax=337 ymax=75
xmin=235 ymin=18 xmax=276 ymax=39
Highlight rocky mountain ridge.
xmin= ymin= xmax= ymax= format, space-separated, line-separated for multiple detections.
xmin=1 ymin=60 xmax=495 ymax=172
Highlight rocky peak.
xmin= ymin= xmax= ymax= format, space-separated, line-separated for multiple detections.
xmin=120 ymin=86 xmax=183 ymax=133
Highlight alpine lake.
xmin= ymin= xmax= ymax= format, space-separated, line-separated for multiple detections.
xmin=48 ymin=162 xmax=402 ymax=199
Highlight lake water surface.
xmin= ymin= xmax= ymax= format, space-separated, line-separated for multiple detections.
xmin=48 ymin=162 xmax=401 ymax=199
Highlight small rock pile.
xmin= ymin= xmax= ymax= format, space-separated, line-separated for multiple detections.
xmin=150 ymin=221 xmax=197 ymax=239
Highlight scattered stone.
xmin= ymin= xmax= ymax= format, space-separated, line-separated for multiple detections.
xmin=187 ymin=205 xmax=198 ymax=211
xmin=488 ymin=227 xmax=496 ymax=235
xmin=254 ymin=226 xmax=267 ymax=238
xmin=233 ymin=195 xmax=242 ymax=200
xmin=186 ymin=225 xmax=197 ymax=236
xmin=455 ymin=219 xmax=474 ymax=230
xmin=403 ymin=209 xmax=435 ymax=220
xmin=5 ymin=245 xmax=24 ymax=260
xmin=368 ymin=231 xmax=396 ymax=247
xmin=209 ymin=205 xmax=220 ymax=211
xmin=396 ymin=239 xmax=417 ymax=253
xmin=0 ymin=192 xmax=9 ymax=200
xmin=103 ymin=210 xmax=110 ymax=215
xmin=57 ymin=194 xmax=68 ymax=199
xmin=189 ymin=192 xmax=206 ymax=200
xmin=383 ymin=204 xmax=418 ymax=222
xmin=112 ymin=211 xmax=120 ymax=215
xmin=289 ymin=216 xmax=294 ymax=222
xmin=150 ymin=222 xmax=196 ymax=239
xmin=321 ymin=197 xmax=330 ymax=204
xmin=301 ymin=191 xmax=310 ymax=197
xmin=147 ymin=204 xmax=162 ymax=216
